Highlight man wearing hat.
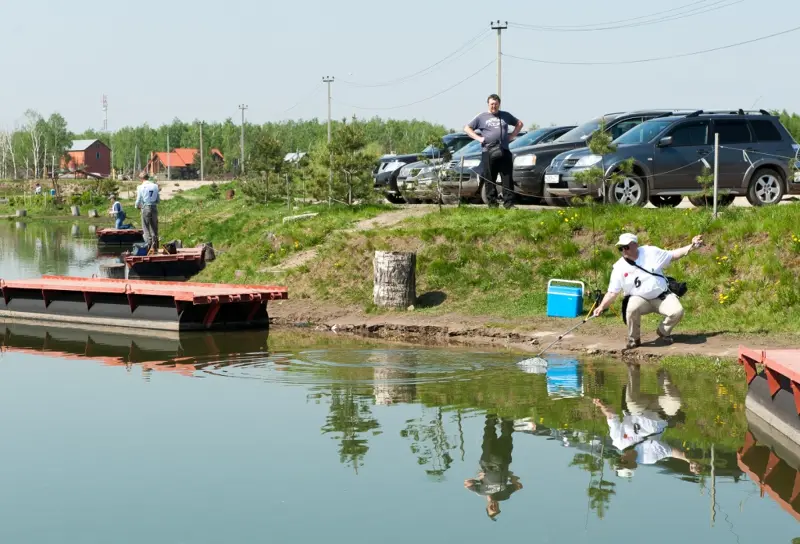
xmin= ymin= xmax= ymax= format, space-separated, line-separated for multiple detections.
xmin=592 ymin=232 xmax=703 ymax=348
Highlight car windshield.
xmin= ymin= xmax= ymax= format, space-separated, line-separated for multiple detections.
xmin=452 ymin=140 xmax=482 ymax=158
xmin=509 ymin=128 xmax=551 ymax=149
xmin=613 ymin=119 xmax=675 ymax=145
xmin=554 ymin=116 xmax=618 ymax=143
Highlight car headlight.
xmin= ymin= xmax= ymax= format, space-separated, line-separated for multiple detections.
xmin=514 ymin=154 xmax=536 ymax=167
xmin=398 ymin=166 xmax=412 ymax=177
xmin=574 ymin=154 xmax=603 ymax=168
xmin=419 ymin=166 xmax=434 ymax=175
xmin=462 ymin=159 xmax=481 ymax=168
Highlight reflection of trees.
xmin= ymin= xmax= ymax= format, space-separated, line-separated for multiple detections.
xmin=400 ymin=407 xmax=457 ymax=480
xmin=570 ymin=450 xmax=616 ymax=520
xmin=321 ymin=386 xmax=380 ymax=473
xmin=0 ymin=222 xmax=94 ymax=276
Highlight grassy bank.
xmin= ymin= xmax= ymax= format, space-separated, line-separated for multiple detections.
xmin=278 ymin=203 xmax=800 ymax=333
xmin=106 ymin=181 xmax=800 ymax=334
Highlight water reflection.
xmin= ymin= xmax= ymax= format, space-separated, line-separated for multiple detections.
xmin=0 ymin=221 xmax=98 ymax=279
xmin=464 ymin=416 xmax=522 ymax=521
xmin=1 ymin=325 xmax=798 ymax=537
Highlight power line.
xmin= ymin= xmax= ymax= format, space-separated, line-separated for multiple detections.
xmin=333 ymin=59 xmax=495 ymax=111
xmin=280 ymin=82 xmax=324 ymax=114
xmin=509 ymin=0 xmax=744 ymax=32
xmin=503 ymin=24 xmax=800 ymax=65
xmin=337 ymin=29 xmax=490 ymax=88
xmin=509 ymin=0 xmax=713 ymax=30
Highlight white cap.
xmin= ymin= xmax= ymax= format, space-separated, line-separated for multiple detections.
xmin=616 ymin=233 xmax=638 ymax=246
xmin=616 ymin=468 xmax=635 ymax=478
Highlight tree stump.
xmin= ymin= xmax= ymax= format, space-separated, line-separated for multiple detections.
xmin=225 ymin=189 xmax=235 ymax=200
xmin=15 ymin=209 xmax=26 ymax=217
xmin=99 ymin=263 xmax=126 ymax=279
xmin=373 ymin=251 xmax=416 ymax=309
xmin=88 ymin=209 xmax=99 ymax=218
xmin=70 ymin=205 xmax=80 ymax=216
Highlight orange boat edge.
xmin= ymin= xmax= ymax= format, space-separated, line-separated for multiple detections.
xmin=0 ymin=275 xmax=288 ymax=332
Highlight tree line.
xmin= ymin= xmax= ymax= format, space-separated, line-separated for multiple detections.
xmin=0 ymin=112 xmax=449 ymax=180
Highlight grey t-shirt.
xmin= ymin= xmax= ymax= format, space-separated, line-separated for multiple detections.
xmin=467 ymin=110 xmax=520 ymax=150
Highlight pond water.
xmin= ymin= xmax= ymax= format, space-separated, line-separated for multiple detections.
xmin=0 ymin=221 xmax=797 ymax=543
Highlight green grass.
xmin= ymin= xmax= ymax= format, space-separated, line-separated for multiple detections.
xmin=158 ymin=182 xmax=391 ymax=283
xmin=276 ymin=203 xmax=800 ymax=334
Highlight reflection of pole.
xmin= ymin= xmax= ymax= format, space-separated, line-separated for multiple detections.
xmin=710 ymin=444 xmax=716 ymax=527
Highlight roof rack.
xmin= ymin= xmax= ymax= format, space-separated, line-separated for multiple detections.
xmin=685 ymin=109 xmax=772 ymax=117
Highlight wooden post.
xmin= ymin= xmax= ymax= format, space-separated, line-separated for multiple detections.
xmin=70 ymin=205 xmax=80 ymax=216
xmin=373 ymin=251 xmax=416 ymax=309
xmin=15 ymin=209 xmax=26 ymax=217
xmin=99 ymin=263 xmax=126 ymax=279
xmin=88 ymin=209 xmax=99 ymax=218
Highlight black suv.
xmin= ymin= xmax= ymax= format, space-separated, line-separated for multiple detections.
xmin=543 ymin=110 xmax=800 ymax=207
xmin=512 ymin=110 xmax=697 ymax=205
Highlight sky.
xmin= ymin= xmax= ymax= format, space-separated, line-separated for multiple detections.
xmin=1 ymin=0 xmax=798 ymax=133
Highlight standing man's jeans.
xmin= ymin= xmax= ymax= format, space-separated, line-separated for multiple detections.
xmin=141 ymin=205 xmax=159 ymax=249
xmin=625 ymin=293 xmax=684 ymax=343
xmin=481 ymin=149 xmax=514 ymax=208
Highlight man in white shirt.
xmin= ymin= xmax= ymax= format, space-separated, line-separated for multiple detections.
xmin=135 ymin=174 xmax=161 ymax=249
xmin=592 ymin=232 xmax=704 ymax=349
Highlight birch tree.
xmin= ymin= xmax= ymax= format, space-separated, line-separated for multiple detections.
xmin=23 ymin=110 xmax=43 ymax=178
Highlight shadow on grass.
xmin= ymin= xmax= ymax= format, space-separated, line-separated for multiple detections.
xmin=415 ymin=291 xmax=447 ymax=308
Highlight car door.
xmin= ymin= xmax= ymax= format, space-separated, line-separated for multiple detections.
xmin=652 ymin=120 xmax=711 ymax=191
xmin=712 ymin=119 xmax=754 ymax=189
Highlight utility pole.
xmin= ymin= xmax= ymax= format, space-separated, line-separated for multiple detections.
xmin=199 ymin=121 xmax=204 ymax=181
xmin=167 ymin=133 xmax=171 ymax=181
xmin=238 ymin=104 xmax=248 ymax=176
xmin=322 ymin=76 xmax=334 ymax=206
xmin=490 ymin=21 xmax=507 ymax=97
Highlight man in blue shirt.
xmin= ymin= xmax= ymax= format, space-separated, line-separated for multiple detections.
xmin=135 ymin=174 xmax=161 ymax=249
xmin=108 ymin=195 xmax=132 ymax=229
xmin=464 ymin=94 xmax=523 ymax=209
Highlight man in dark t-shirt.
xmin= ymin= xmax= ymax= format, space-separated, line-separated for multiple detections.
xmin=464 ymin=94 xmax=523 ymax=208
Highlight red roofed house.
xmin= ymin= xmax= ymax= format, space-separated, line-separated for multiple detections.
xmin=63 ymin=139 xmax=111 ymax=178
xmin=146 ymin=148 xmax=224 ymax=179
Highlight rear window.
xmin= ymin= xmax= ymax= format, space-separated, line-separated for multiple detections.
xmin=750 ymin=120 xmax=783 ymax=142
xmin=715 ymin=120 xmax=752 ymax=144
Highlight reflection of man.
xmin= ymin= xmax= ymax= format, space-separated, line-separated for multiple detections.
xmin=593 ymin=364 xmax=699 ymax=477
xmin=464 ymin=416 xmax=522 ymax=520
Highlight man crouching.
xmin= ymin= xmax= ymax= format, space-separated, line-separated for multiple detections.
xmin=592 ymin=232 xmax=703 ymax=349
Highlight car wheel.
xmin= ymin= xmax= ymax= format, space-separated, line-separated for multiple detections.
xmin=480 ymin=181 xmax=500 ymax=205
xmin=649 ymin=195 xmax=683 ymax=208
xmin=747 ymin=168 xmax=785 ymax=206
xmin=385 ymin=193 xmax=405 ymax=204
xmin=688 ymin=194 xmax=735 ymax=207
xmin=543 ymin=186 xmax=568 ymax=207
xmin=607 ymin=174 xmax=647 ymax=207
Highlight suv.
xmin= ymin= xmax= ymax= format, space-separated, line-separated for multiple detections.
xmin=437 ymin=125 xmax=574 ymax=203
xmin=543 ymin=110 xmax=800 ymax=207
xmin=373 ymin=132 xmax=474 ymax=203
xmin=512 ymin=110 xmax=697 ymax=205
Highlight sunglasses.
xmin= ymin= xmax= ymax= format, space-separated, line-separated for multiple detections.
xmin=618 ymin=245 xmax=631 ymax=251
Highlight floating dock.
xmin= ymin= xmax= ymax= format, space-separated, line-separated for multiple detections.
xmin=124 ymin=247 xmax=210 ymax=281
xmin=0 ymin=275 xmax=287 ymax=331
xmin=738 ymin=408 xmax=800 ymax=521
xmin=738 ymin=346 xmax=800 ymax=445
xmin=95 ymin=228 xmax=144 ymax=245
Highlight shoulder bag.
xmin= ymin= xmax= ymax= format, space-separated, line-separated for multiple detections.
xmin=620 ymin=258 xmax=687 ymax=324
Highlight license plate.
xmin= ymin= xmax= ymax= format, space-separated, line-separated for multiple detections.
xmin=544 ymin=174 xmax=560 ymax=184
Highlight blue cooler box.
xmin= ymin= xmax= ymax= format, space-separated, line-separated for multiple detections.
xmin=546 ymin=279 xmax=584 ymax=318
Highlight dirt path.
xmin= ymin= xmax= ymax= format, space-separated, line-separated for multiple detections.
xmin=268 ymin=298 xmax=796 ymax=360
xmin=264 ymin=205 xmax=437 ymax=272
xmin=158 ymin=180 xmax=219 ymax=200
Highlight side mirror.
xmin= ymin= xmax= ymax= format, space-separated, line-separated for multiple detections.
xmin=658 ymin=136 xmax=673 ymax=147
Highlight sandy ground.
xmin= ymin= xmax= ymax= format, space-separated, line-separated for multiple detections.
xmin=268 ymin=298 xmax=796 ymax=360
